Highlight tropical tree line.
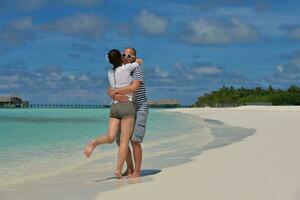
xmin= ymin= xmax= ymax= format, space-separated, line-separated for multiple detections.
xmin=194 ymin=85 xmax=300 ymax=107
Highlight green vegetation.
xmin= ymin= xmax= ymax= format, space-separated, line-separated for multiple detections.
xmin=194 ymin=85 xmax=300 ymax=107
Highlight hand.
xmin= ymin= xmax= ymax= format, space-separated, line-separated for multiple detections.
xmin=114 ymin=94 xmax=129 ymax=103
xmin=108 ymin=88 xmax=117 ymax=98
xmin=136 ymin=58 xmax=143 ymax=65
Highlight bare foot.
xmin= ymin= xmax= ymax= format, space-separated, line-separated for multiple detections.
xmin=122 ymin=168 xmax=134 ymax=177
xmin=128 ymin=170 xmax=141 ymax=179
xmin=84 ymin=139 xmax=97 ymax=158
xmin=114 ymin=171 xmax=123 ymax=179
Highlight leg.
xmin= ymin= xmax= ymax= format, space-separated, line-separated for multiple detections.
xmin=128 ymin=110 xmax=148 ymax=178
xmin=84 ymin=118 xmax=120 ymax=158
xmin=124 ymin=148 xmax=134 ymax=176
xmin=116 ymin=132 xmax=134 ymax=176
xmin=128 ymin=141 xmax=142 ymax=178
xmin=115 ymin=117 xmax=135 ymax=178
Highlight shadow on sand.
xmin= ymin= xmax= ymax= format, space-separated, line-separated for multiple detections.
xmin=95 ymin=169 xmax=161 ymax=182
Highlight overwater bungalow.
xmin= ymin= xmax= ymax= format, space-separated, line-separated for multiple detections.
xmin=148 ymin=99 xmax=181 ymax=108
xmin=0 ymin=95 xmax=29 ymax=108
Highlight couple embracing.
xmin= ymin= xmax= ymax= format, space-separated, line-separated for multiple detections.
xmin=84 ymin=47 xmax=148 ymax=179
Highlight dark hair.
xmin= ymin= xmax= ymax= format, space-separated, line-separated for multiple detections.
xmin=107 ymin=49 xmax=122 ymax=68
xmin=124 ymin=47 xmax=136 ymax=56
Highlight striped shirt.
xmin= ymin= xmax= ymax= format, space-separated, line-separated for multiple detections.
xmin=132 ymin=65 xmax=148 ymax=111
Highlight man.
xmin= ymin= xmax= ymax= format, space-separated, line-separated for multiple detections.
xmin=108 ymin=47 xmax=148 ymax=178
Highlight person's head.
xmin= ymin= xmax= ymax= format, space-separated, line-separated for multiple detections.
xmin=107 ymin=49 xmax=122 ymax=68
xmin=122 ymin=47 xmax=136 ymax=64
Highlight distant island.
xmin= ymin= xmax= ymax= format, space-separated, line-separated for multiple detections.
xmin=194 ymin=85 xmax=300 ymax=107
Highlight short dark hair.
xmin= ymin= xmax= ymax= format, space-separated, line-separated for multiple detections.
xmin=124 ymin=47 xmax=136 ymax=56
xmin=107 ymin=49 xmax=122 ymax=68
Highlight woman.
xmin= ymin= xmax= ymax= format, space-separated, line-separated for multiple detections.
xmin=84 ymin=49 xmax=142 ymax=178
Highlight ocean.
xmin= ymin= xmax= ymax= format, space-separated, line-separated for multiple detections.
xmin=0 ymin=108 xmax=210 ymax=187
xmin=0 ymin=108 xmax=255 ymax=200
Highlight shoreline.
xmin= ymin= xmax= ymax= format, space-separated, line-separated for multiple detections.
xmin=97 ymin=106 xmax=300 ymax=200
xmin=0 ymin=109 xmax=215 ymax=200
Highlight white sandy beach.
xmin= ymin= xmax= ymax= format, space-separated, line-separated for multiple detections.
xmin=97 ymin=106 xmax=300 ymax=200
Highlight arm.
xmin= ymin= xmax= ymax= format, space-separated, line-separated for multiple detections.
xmin=107 ymin=86 xmax=130 ymax=102
xmin=109 ymin=64 xmax=144 ymax=96
xmin=108 ymin=65 xmax=144 ymax=101
xmin=122 ymin=59 xmax=143 ymax=72
xmin=110 ymin=80 xmax=141 ymax=95
xmin=107 ymin=86 xmax=113 ymax=98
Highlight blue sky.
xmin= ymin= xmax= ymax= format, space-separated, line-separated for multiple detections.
xmin=0 ymin=0 xmax=300 ymax=105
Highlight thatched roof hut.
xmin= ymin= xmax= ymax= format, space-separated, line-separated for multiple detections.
xmin=0 ymin=95 xmax=21 ymax=102
xmin=148 ymin=99 xmax=181 ymax=108
xmin=0 ymin=95 xmax=29 ymax=108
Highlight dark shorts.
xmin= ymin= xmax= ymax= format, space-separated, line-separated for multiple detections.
xmin=109 ymin=101 xmax=136 ymax=119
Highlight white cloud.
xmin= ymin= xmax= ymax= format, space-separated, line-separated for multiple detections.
xmin=0 ymin=63 xmax=106 ymax=96
xmin=9 ymin=17 xmax=36 ymax=31
xmin=265 ymin=51 xmax=300 ymax=85
xmin=135 ymin=10 xmax=168 ymax=35
xmin=63 ymin=0 xmax=100 ymax=7
xmin=154 ymin=67 xmax=169 ymax=78
xmin=0 ymin=13 xmax=108 ymax=49
xmin=16 ymin=0 xmax=46 ymax=11
xmin=277 ymin=65 xmax=283 ymax=73
xmin=280 ymin=25 xmax=300 ymax=40
xmin=145 ymin=66 xmax=174 ymax=85
xmin=182 ymin=17 xmax=260 ymax=45
xmin=43 ymin=13 xmax=107 ymax=39
xmin=289 ymin=28 xmax=300 ymax=40
xmin=145 ymin=61 xmax=251 ymax=87
xmin=193 ymin=66 xmax=223 ymax=75
xmin=277 ymin=56 xmax=300 ymax=74
xmin=77 ymin=74 xmax=90 ymax=81
xmin=0 ymin=17 xmax=37 ymax=45
xmin=14 ymin=0 xmax=102 ymax=11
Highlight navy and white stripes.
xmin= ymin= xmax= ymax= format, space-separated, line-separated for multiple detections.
xmin=132 ymin=65 xmax=148 ymax=111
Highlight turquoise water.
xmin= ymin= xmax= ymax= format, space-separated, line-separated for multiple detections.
xmin=0 ymin=108 xmax=257 ymax=200
xmin=0 ymin=108 xmax=209 ymax=187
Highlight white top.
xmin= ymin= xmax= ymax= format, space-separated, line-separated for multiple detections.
xmin=108 ymin=62 xmax=139 ymax=103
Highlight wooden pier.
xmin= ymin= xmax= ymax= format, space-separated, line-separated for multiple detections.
xmin=29 ymin=104 xmax=110 ymax=109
